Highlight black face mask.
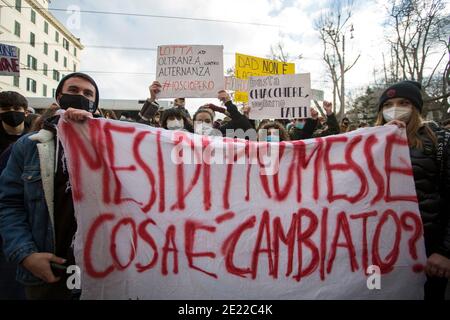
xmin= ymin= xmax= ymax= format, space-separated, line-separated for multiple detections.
xmin=0 ymin=111 xmax=25 ymax=127
xmin=58 ymin=94 xmax=96 ymax=113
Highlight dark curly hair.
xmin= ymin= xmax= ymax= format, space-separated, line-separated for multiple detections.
xmin=0 ymin=91 xmax=28 ymax=110
xmin=160 ymin=108 xmax=193 ymax=132
xmin=258 ymin=121 xmax=290 ymax=141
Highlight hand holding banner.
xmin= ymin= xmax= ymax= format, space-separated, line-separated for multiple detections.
xmin=58 ymin=118 xmax=427 ymax=300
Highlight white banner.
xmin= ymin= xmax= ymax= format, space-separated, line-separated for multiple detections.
xmin=155 ymin=45 xmax=224 ymax=98
xmin=248 ymin=73 xmax=311 ymax=120
xmin=58 ymin=119 xmax=427 ymax=300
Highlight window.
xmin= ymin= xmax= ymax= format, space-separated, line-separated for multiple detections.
xmin=43 ymin=63 xmax=48 ymax=76
xmin=52 ymin=89 xmax=56 ymax=98
xmin=15 ymin=0 xmax=21 ymax=12
xmin=53 ymin=69 xmax=60 ymax=81
xmin=44 ymin=21 xmax=49 ymax=34
xmin=31 ymin=10 xmax=36 ymax=24
xmin=55 ymin=31 xmax=59 ymax=43
xmin=74 ymin=47 xmax=77 ymax=57
xmin=63 ymin=39 xmax=69 ymax=51
xmin=13 ymin=76 xmax=20 ymax=87
xmin=43 ymin=84 xmax=47 ymax=97
xmin=14 ymin=21 xmax=21 ymax=37
xmin=26 ymin=78 xmax=37 ymax=93
xmin=63 ymin=57 xmax=67 ymax=68
xmin=44 ymin=42 xmax=48 ymax=55
xmin=27 ymin=55 xmax=37 ymax=70
xmin=73 ymin=63 xmax=77 ymax=72
xmin=30 ymin=32 xmax=35 ymax=47
xmin=54 ymin=50 xmax=59 ymax=62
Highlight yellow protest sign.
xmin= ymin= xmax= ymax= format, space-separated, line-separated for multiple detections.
xmin=234 ymin=53 xmax=295 ymax=102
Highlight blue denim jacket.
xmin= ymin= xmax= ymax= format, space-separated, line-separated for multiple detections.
xmin=0 ymin=132 xmax=55 ymax=285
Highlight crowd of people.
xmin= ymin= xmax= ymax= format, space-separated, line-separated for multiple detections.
xmin=0 ymin=73 xmax=449 ymax=300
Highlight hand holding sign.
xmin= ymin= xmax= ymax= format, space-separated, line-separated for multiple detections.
xmin=242 ymin=105 xmax=251 ymax=117
xmin=149 ymin=81 xmax=162 ymax=101
xmin=217 ymin=90 xmax=231 ymax=104
xmin=310 ymin=108 xmax=319 ymax=120
xmin=323 ymin=101 xmax=333 ymax=116
xmin=425 ymin=253 xmax=450 ymax=278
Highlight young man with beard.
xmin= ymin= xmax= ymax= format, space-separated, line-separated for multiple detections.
xmin=0 ymin=73 xmax=99 ymax=299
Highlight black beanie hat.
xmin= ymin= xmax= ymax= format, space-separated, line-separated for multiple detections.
xmin=55 ymin=72 xmax=100 ymax=112
xmin=378 ymin=80 xmax=423 ymax=112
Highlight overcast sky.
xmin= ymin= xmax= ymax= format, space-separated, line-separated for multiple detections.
xmin=48 ymin=0 xmax=443 ymax=112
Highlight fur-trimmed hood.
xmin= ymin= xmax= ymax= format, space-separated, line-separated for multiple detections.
xmin=29 ymin=129 xmax=54 ymax=143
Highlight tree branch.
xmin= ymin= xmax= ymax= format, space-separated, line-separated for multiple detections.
xmin=424 ymin=92 xmax=450 ymax=102
xmin=344 ymin=54 xmax=361 ymax=73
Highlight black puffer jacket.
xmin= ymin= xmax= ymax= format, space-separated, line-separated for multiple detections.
xmin=288 ymin=118 xmax=317 ymax=141
xmin=312 ymin=113 xmax=341 ymax=138
xmin=410 ymin=125 xmax=450 ymax=258
xmin=219 ymin=101 xmax=253 ymax=138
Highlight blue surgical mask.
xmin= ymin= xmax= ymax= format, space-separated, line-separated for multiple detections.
xmin=295 ymin=122 xmax=305 ymax=130
xmin=266 ymin=135 xmax=280 ymax=142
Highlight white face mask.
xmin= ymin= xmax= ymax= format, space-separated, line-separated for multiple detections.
xmin=194 ymin=122 xmax=213 ymax=135
xmin=382 ymin=106 xmax=412 ymax=122
xmin=166 ymin=119 xmax=184 ymax=130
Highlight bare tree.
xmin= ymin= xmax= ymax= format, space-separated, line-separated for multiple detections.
xmin=386 ymin=0 xmax=447 ymax=82
xmin=268 ymin=43 xmax=328 ymax=116
xmin=383 ymin=0 xmax=449 ymax=118
xmin=269 ymin=42 xmax=289 ymax=63
xmin=225 ymin=67 xmax=235 ymax=76
xmin=269 ymin=41 xmax=303 ymax=63
xmin=314 ymin=0 xmax=360 ymax=121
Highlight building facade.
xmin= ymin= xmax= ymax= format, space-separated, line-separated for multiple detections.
xmin=0 ymin=0 xmax=83 ymax=97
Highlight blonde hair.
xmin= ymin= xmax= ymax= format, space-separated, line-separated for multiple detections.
xmin=376 ymin=106 xmax=437 ymax=149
